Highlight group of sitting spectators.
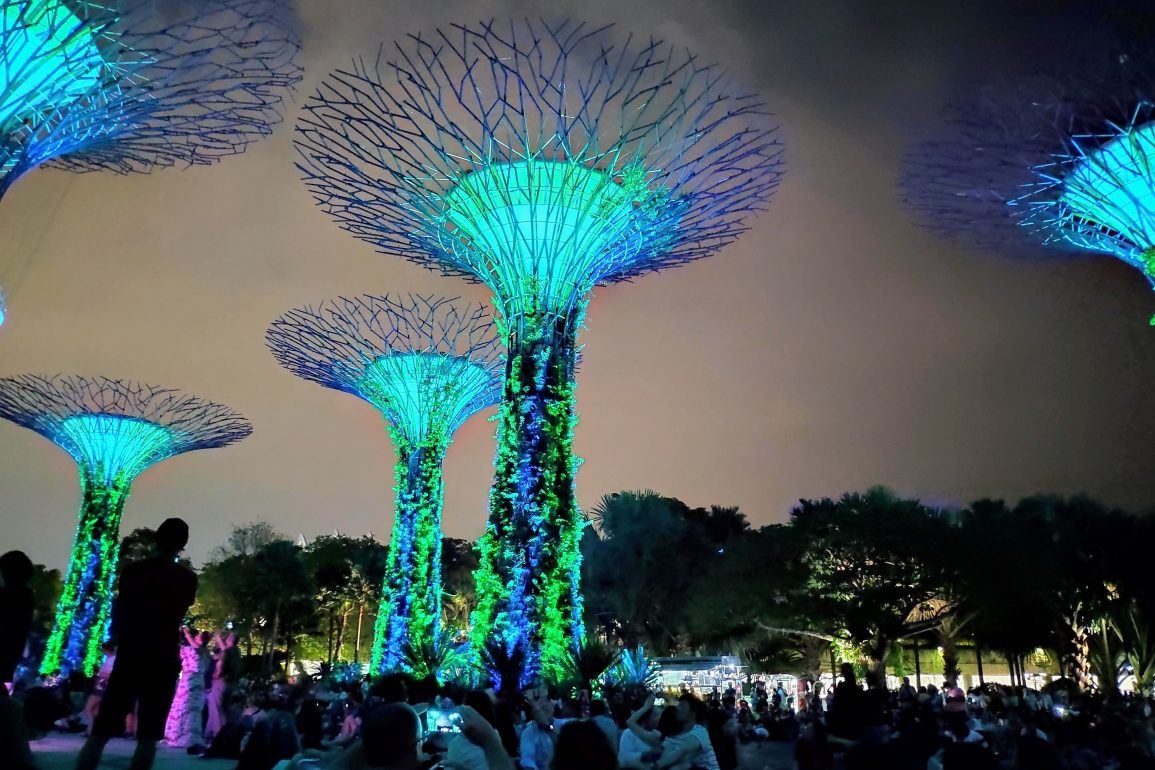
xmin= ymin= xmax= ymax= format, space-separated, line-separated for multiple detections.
xmin=19 ymin=650 xmax=1155 ymax=768
xmin=791 ymin=662 xmax=1155 ymax=769
xmin=15 ymin=661 xmax=745 ymax=769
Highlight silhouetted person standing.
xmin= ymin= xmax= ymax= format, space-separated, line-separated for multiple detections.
xmin=829 ymin=662 xmax=864 ymax=742
xmin=0 ymin=550 xmax=34 ymax=691
xmin=77 ymin=518 xmax=198 ymax=770
xmin=0 ymin=550 xmax=36 ymax=770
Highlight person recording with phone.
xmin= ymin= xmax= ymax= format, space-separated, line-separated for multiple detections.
xmin=518 ymin=688 xmax=558 ymax=770
xmin=445 ymin=690 xmax=505 ymax=769
xmin=622 ymin=694 xmax=664 ymax=769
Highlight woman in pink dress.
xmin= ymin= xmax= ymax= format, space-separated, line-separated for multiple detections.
xmin=164 ymin=628 xmax=211 ymax=749
xmin=204 ymin=632 xmax=238 ymax=741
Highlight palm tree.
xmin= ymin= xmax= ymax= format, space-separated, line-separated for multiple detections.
xmin=480 ymin=641 xmax=529 ymax=699
xmin=752 ymin=627 xmax=835 ymax=686
xmin=1088 ymin=616 xmax=1125 ymax=697
xmin=402 ymin=623 xmax=469 ymax=682
xmin=585 ymin=491 xmax=698 ymax=651
xmin=1119 ymin=601 xmax=1155 ymax=691
xmin=604 ymin=646 xmax=663 ymax=698
xmin=560 ymin=638 xmax=617 ymax=693
xmin=347 ymin=565 xmax=376 ymax=665
xmin=443 ymin=592 xmax=473 ymax=636
xmin=906 ymin=595 xmax=969 ymax=681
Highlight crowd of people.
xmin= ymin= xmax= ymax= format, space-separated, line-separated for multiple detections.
xmin=9 ymin=654 xmax=741 ymax=769
xmin=788 ymin=663 xmax=1155 ymax=769
xmin=6 ymin=519 xmax=1155 ymax=769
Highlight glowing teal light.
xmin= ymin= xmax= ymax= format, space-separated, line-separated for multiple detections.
xmin=441 ymin=160 xmax=671 ymax=314
xmin=0 ymin=1 xmax=105 ymax=133
xmin=55 ymin=414 xmax=178 ymax=485
xmin=355 ymin=352 xmax=497 ymax=443
xmin=1060 ymin=121 xmax=1155 ymax=263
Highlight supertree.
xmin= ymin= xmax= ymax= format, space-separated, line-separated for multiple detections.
xmin=902 ymin=45 xmax=1155 ymax=324
xmin=294 ymin=19 xmax=784 ymax=684
xmin=0 ymin=0 xmax=302 ymax=326
xmin=265 ymin=294 xmax=503 ymax=674
xmin=0 ymin=374 xmax=251 ymax=676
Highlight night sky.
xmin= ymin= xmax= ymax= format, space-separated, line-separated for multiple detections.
xmin=4 ymin=0 xmax=1155 ymax=571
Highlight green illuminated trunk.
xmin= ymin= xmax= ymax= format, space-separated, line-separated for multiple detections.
xmin=41 ymin=469 xmax=128 ymax=677
xmin=370 ymin=438 xmax=446 ymax=673
xmin=471 ymin=306 xmax=585 ymax=686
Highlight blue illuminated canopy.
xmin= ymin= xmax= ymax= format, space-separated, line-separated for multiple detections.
xmin=266 ymin=295 xmax=504 ymax=446
xmin=355 ymin=352 xmax=501 ymax=445
xmin=0 ymin=374 xmax=252 ymax=462
xmin=438 ymin=160 xmax=681 ymax=315
xmin=296 ymin=19 xmax=783 ymax=322
xmin=55 ymin=414 xmax=179 ymax=484
xmin=0 ymin=0 xmax=301 ymax=197
xmin=901 ymin=73 xmax=1155 ymax=325
xmin=1056 ymin=120 xmax=1155 ymax=270
xmin=0 ymin=0 xmax=105 ymax=136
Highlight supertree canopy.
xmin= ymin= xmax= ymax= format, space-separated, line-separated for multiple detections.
xmin=295 ymin=19 xmax=784 ymax=685
xmin=902 ymin=48 xmax=1155 ymax=323
xmin=1019 ymin=103 xmax=1155 ymax=286
xmin=266 ymin=294 xmax=503 ymax=674
xmin=0 ymin=0 xmax=302 ymax=327
xmin=0 ymin=374 xmax=251 ymax=676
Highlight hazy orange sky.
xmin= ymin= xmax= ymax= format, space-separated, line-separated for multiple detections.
xmin=3 ymin=0 xmax=1155 ymax=570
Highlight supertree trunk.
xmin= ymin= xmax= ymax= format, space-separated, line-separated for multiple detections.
xmin=371 ymin=439 xmax=446 ymax=673
xmin=472 ymin=305 xmax=586 ymax=686
xmin=41 ymin=470 xmax=128 ymax=676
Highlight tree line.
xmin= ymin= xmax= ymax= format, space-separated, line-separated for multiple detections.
xmin=19 ymin=485 xmax=1155 ymax=693
xmin=584 ymin=487 xmax=1155 ymax=695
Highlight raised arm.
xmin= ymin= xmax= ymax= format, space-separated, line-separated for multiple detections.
xmin=459 ymin=705 xmax=514 ymax=770
xmin=626 ymin=694 xmax=662 ymax=747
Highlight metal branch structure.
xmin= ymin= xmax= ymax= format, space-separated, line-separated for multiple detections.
xmin=902 ymin=51 xmax=1155 ymax=323
xmin=266 ymin=294 xmax=503 ymax=675
xmin=0 ymin=0 xmax=302 ymax=326
xmin=295 ymin=18 xmax=783 ymax=686
xmin=0 ymin=374 xmax=251 ymax=676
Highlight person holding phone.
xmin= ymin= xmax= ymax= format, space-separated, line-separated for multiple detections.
xmin=621 ymin=695 xmax=662 ymax=769
xmin=282 ymin=703 xmax=512 ymax=770
xmin=445 ymin=690 xmax=504 ymax=769
xmin=518 ymin=688 xmax=557 ymax=770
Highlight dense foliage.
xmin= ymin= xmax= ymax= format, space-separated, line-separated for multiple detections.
xmin=584 ymin=486 xmax=1155 ymax=694
xmin=168 ymin=523 xmax=476 ymax=675
xmin=25 ymin=486 xmax=1155 ymax=694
